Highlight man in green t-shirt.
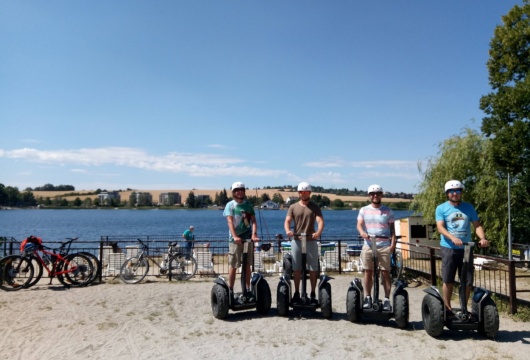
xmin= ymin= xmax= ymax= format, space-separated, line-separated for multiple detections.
xmin=181 ymin=225 xmax=195 ymax=258
xmin=223 ymin=181 xmax=259 ymax=300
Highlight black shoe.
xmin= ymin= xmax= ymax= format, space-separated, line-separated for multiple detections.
xmin=383 ymin=299 xmax=392 ymax=312
xmin=445 ymin=308 xmax=456 ymax=321
xmin=363 ymin=296 xmax=372 ymax=309
xmin=246 ymin=291 xmax=255 ymax=303
xmin=292 ymin=291 xmax=301 ymax=304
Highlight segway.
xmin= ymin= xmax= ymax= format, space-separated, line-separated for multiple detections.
xmin=421 ymin=242 xmax=499 ymax=338
xmin=277 ymin=233 xmax=333 ymax=319
xmin=346 ymin=235 xmax=409 ymax=328
xmin=211 ymin=240 xmax=272 ymax=319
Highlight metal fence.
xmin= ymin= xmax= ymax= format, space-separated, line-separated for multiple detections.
xmin=2 ymin=235 xmax=529 ymax=314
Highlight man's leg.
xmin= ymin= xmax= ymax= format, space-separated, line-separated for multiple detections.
xmin=443 ymin=282 xmax=453 ymax=310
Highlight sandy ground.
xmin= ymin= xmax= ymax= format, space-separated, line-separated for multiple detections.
xmin=1 ymin=275 xmax=528 ymax=360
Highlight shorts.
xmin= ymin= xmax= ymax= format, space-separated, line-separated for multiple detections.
xmin=228 ymin=242 xmax=255 ymax=269
xmin=290 ymin=240 xmax=319 ymax=271
xmin=360 ymin=245 xmax=391 ymax=271
xmin=441 ymin=247 xmax=473 ymax=286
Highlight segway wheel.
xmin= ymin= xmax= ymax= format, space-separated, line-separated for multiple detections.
xmin=346 ymin=286 xmax=362 ymax=322
xmin=473 ymin=298 xmax=499 ymax=339
xmin=394 ymin=290 xmax=409 ymax=329
xmin=277 ymin=282 xmax=289 ymax=317
xmin=211 ymin=284 xmax=229 ymax=320
xmin=319 ymin=282 xmax=332 ymax=319
xmin=255 ymin=279 xmax=272 ymax=315
xmin=422 ymin=294 xmax=444 ymax=337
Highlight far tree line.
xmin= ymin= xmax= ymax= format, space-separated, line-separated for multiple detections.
xmin=0 ymin=183 xmax=410 ymax=210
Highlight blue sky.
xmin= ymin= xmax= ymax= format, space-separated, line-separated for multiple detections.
xmin=0 ymin=1 xmax=521 ymax=194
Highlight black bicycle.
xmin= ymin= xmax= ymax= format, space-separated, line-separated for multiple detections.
xmin=119 ymin=239 xmax=198 ymax=284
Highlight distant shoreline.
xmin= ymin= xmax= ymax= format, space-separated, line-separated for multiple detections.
xmin=31 ymin=189 xmax=412 ymax=203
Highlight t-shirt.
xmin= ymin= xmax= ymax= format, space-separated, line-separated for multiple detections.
xmin=182 ymin=230 xmax=194 ymax=241
xmin=223 ymin=199 xmax=255 ymax=242
xmin=287 ymin=201 xmax=323 ymax=239
xmin=357 ymin=204 xmax=394 ymax=247
xmin=435 ymin=201 xmax=479 ymax=249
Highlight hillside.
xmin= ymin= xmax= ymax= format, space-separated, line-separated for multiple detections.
xmin=31 ymin=189 xmax=412 ymax=203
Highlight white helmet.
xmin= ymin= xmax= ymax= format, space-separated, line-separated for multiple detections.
xmin=444 ymin=180 xmax=464 ymax=192
xmin=297 ymin=181 xmax=312 ymax=192
xmin=367 ymin=184 xmax=383 ymax=193
xmin=231 ymin=181 xmax=245 ymax=191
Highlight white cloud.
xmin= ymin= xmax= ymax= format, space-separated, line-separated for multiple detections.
xmin=0 ymin=147 xmax=286 ymax=178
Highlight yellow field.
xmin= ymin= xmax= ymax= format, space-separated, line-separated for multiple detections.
xmin=31 ymin=189 xmax=411 ymax=203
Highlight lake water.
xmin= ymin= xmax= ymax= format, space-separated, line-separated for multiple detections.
xmin=0 ymin=209 xmax=413 ymax=243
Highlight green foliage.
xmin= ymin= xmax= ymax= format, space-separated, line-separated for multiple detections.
xmin=412 ymin=129 xmax=509 ymax=254
xmin=272 ymin=192 xmax=284 ymax=204
xmin=478 ymin=0 xmax=530 ymax=248
xmin=185 ymin=191 xmax=196 ymax=208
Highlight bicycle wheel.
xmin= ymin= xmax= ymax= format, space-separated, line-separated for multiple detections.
xmin=77 ymin=251 xmax=100 ymax=285
xmin=119 ymin=256 xmax=149 ymax=284
xmin=26 ymin=255 xmax=44 ymax=288
xmin=0 ymin=255 xmax=34 ymax=291
xmin=59 ymin=253 xmax=95 ymax=287
xmin=168 ymin=254 xmax=197 ymax=281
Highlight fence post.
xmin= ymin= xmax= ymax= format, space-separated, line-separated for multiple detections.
xmin=429 ymin=247 xmax=437 ymax=286
xmin=508 ymin=260 xmax=517 ymax=315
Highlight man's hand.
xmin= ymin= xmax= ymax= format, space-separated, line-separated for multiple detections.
xmin=478 ymin=238 xmax=489 ymax=248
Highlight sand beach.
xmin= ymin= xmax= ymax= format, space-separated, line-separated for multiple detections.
xmin=1 ymin=275 xmax=528 ymax=360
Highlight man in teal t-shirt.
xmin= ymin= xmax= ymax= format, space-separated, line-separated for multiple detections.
xmin=223 ymin=181 xmax=259 ymax=299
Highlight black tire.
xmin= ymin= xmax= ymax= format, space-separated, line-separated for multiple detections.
xmin=474 ymin=298 xmax=499 ymax=338
xmin=211 ymin=284 xmax=229 ymax=319
xmin=168 ymin=254 xmax=197 ymax=281
xmin=77 ymin=251 xmax=100 ymax=285
xmin=26 ymin=255 xmax=44 ymax=288
xmin=255 ymin=279 xmax=272 ymax=315
xmin=346 ymin=286 xmax=362 ymax=322
xmin=0 ymin=255 xmax=34 ymax=291
xmin=394 ymin=290 xmax=409 ymax=329
xmin=319 ymin=282 xmax=332 ymax=319
xmin=61 ymin=253 xmax=95 ymax=287
xmin=119 ymin=256 xmax=149 ymax=284
xmin=277 ymin=282 xmax=290 ymax=317
xmin=422 ymin=294 xmax=444 ymax=337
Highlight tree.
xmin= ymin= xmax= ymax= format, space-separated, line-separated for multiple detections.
xmin=412 ymin=129 xmax=509 ymax=254
xmin=479 ymin=0 xmax=530 ymax=246
xmin=186 ymin=191 xmax=196 ymax=208
xmin=332 ymin=198 xmax=345 ymax=208
xmin=272 ymin=193 xmax=284 ymax=204
xmin=260 ymin=193 xmax=270 ymax=203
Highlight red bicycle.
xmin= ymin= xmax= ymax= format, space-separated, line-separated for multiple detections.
xmin=1 ymin=237 xmax=96 ymax=290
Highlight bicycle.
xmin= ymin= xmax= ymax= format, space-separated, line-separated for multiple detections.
xmin=25 ymin=237 xmax=99 ymax=288
xmin=119 ymin=239 xmax=198 ymax=284
xmin=0 ymin=254 xmax=35 ymax=291
xmin=1 ymin=237 xmax=96 ymax=290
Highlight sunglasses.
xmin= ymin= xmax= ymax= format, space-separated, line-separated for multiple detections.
xmin=447 ymin=189 xmax=462 ymax=195
xmin=369 ymin=192 xmax=383 ymax=196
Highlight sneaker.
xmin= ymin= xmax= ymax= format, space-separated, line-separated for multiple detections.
xmin=310 ymin=292 xmax=318 ymax=305
xmin=444 ymin=308 xmax=456 ymax=321
xmin=246 ymin=290 xmax=255 ymax=303
xmin=383 ymin=299 xmax=392 ymax=311
xmin=292 ymin=291 xmax=301 ymax=304
xmin=363 ymin=296 xmax=372 ymax=309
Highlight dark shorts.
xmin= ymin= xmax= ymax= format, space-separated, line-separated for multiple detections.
xmin=441 ymin=247 xmax=473 ymax=286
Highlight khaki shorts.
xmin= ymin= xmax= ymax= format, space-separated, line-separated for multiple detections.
xmin=361 ymin=245 xmax=391 ymax=271
xmin=229 ymin=242 xmax=255 ymax=268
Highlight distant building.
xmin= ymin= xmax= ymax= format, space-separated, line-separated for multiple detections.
xmin=159 ymin=192 xmax=181 ymax=206
xmin=260 ymin=200 xmax=279 ymax=210
xmin=130 ymin=192 xmax=153 ymax=206
xmin=285 ymin=196 xmax=299 ymax=205
xmin=98 ymin=191 xmax=121 ymax=206
xmin=196 ymin=194 xmax=210 ymax=203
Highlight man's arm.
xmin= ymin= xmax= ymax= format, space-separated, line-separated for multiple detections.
xmin=436 ymin=220 xmax=463 ymax=246
xmin=473 ymin=220 xmax=489 ymax=248
xmin=313 ymin=215 xmax=324 ymax=239
xmin=284 ymin=214 xmax=293 ymax=237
